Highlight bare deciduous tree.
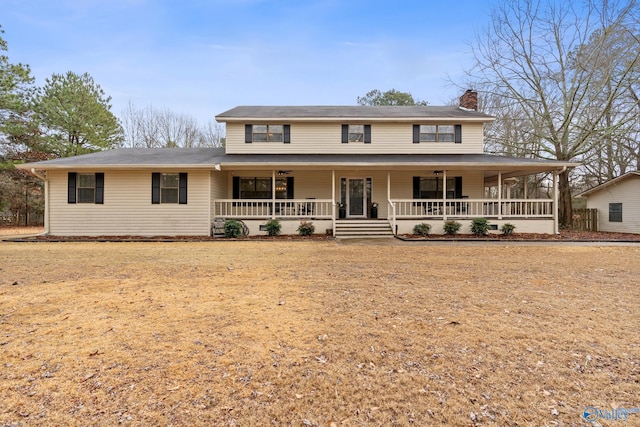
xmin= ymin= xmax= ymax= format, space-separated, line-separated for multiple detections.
xmin=463 ymin=0 xmax=640 ymax=226
xmin=121 ymin=103 xmax=225 ymax=148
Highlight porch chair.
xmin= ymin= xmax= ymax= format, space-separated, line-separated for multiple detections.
xmin=211 ymin=218 xmax=226 ymax=237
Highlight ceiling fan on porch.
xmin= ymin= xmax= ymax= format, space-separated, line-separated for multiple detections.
xmin=277 ymin=170 xmax=292 ymax=176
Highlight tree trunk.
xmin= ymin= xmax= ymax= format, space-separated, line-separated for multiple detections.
xmin=558 ymin=170 xmax=572 ymax=228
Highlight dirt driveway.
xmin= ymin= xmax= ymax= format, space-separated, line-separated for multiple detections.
xmin=1 ymin=241 xmax=639 ymax=426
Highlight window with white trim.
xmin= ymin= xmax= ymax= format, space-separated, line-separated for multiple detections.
xmin=419 ymin=125 xmax=454 ymax=142
xmin=245 ymin=124 xmax=290 ymax=143
xmin=68 ymin=172 xmax=104 ymax=204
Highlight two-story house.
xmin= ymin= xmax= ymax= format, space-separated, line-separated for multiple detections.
xmin=18 ymin=91 xmax=577 ymax=237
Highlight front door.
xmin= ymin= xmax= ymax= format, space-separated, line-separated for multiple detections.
xmin=347 ymin=178 xmax=366 ymax=217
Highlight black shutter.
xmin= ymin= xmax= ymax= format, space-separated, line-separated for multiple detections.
xmin=364 ymin=124 xmax=371 ymax=144
xmin=245 ymin=124 xmax=252 ymax=143
xmin=283 ymin=124 xmax=290 ymax=144
xmin=151 ymin=173 xmax=160 ymax=204
xmin=286 ymin=177 xmax=294 ymax=199
xmin=454 ymin=124 xmax=462 ymax=143
xmin=413 ymin=177 xmax=421 ymax=199
xmin=68 ymin=172 xmax=77 ymax=204
xmin=455 ymin=176 xmax=463 ymax=198
xmin=95 ymin=173 xmax=104 ymax=204
xmin=413 ymin=125 xmax=420 ymax=143
xmin=179 ymin=173 xmax=188 ymax=204
xmin=232 ymin=176 xmax=240 ymax=199
xmin=341 ymin=124 xmax=348 ymax=143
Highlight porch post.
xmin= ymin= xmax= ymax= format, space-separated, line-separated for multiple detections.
xmin=553 ymin=170 xmax=559 ymax=234
xmin=442 ymin=170 xmax=448 ymax=220
xmin=387 ymin=171 xmax=395 ymax=235
xmin=332 ymin=170 xmax=336 ymax=237
xmin=524 ymin=175 xmax=529 ymax=218
xmin=272 ymin=170 xmax=276 ymax=219
xmin=497 ymin=171 xmax=502 ymax=219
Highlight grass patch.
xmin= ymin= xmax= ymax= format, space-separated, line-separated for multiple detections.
xmin=1 ymin=242 xmax=639 ymax=425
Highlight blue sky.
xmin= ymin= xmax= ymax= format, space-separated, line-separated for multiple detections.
xmin=2 ymin=0 xmax=493 ymax=124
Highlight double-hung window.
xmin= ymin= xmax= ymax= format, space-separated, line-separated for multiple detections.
xmin=609 ymin=203 xmax=622 ymax=222
xmin=413 ymin=124 xmax=461 ymax=143
xmin=152 ymin=173 xmax=188 ymax=204
xmin=245 ymin=124 xmax=290 ymax=143
xmin=68 ymin=172 xmax=104 ymax=204
xmin=341 ymin=124 xmax=371 ymax=143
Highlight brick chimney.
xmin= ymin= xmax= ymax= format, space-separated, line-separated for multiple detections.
xmin=459 ymin=89 xmax=478 ymax=111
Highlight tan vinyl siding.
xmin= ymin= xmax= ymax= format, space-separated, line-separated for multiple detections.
xmin=211 ymin=171 xmax=228 ymax=200
xmin=585 ymin=176 xmax=640 ymax=233
xmin=48 ymin=170 xmax=210 ymax=236
xmin=226 ymin=122 xmax=485 ymax=154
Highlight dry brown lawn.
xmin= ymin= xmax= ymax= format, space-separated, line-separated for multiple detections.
xmin=1 ymin=241 xmax=639 ymax=426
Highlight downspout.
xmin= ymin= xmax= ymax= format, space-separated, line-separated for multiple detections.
xmin=30 ymin=168 xmax=49 ymax=235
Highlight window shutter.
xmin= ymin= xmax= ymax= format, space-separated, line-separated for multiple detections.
xmin=286 ymin=177 xmax=294 ymax=199
xmin=413 ymin=177 xmax=421 ymax=199
xmin=95 ymin=173 xmax=104 ymax=204
xmin=179 ymin=173 xmax=188 ymax=204
xmin=454 ymin=124 xmax=462 ymax=143
xmin=283 ymin=125 xmax=290 ymax=144
xmin=455 ymin=176 xmax=463 ymax=198
xmin=245 ymin=124 xmax=252 ymax=143
xmin=151 ymin=173 xmax=160 ymax=204
xmin=68 ymin=172 xmax=77 ymax=204
xmin=341 ymin=124 xmax=348 ymax=143
xmin=413 ymin=125 xmax=420 ymax=143
xmin=364 ymin=124 xmax=371 ymax=144
xmin=232 ymin=176 xmax=240 ymax=199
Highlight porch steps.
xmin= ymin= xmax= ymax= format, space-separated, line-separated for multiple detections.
xmin=334 ymin=220 xmax=394 ymax=239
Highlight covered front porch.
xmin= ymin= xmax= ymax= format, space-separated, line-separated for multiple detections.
xmin=210 ymin=166 xmax=563 ymax=236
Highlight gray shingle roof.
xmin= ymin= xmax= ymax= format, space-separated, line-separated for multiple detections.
xmin=19 ymin=148 xmax=226 ymax=168
xmin=215 ymin=106 xmax=494 ymax=121
xmin=18 ymin=148 xmax=576 ymax=173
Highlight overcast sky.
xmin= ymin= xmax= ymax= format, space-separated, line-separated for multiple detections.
xmin=2 ymin=0 xmax=493 ymax=124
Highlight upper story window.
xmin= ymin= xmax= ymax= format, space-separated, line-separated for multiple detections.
xmin=152 ymin=173 xmax=188 ymax=204
xmin=413 ymin=124 xmax=461 ymax=143
xmin=245 ymin=124 xmax=290 ymax=143
xmin=68 ymin=172 xmax=104 ymax=204
xmin=341 ymin=124 xmax=371 ymax=144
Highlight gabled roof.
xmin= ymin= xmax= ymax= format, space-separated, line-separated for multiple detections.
xmin=17 ymin=148 xmax=577 ymax=177
xmin=215 ymin=106 xmax=494 ymax=122
xmin=577 ymin=171 xmax=640 ymax=197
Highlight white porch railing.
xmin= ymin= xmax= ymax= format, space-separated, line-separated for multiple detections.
xmin=391 ymin=199 xmax=553 ymax=218
xmin=213 ymin=199 xmax=333 ymax=218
